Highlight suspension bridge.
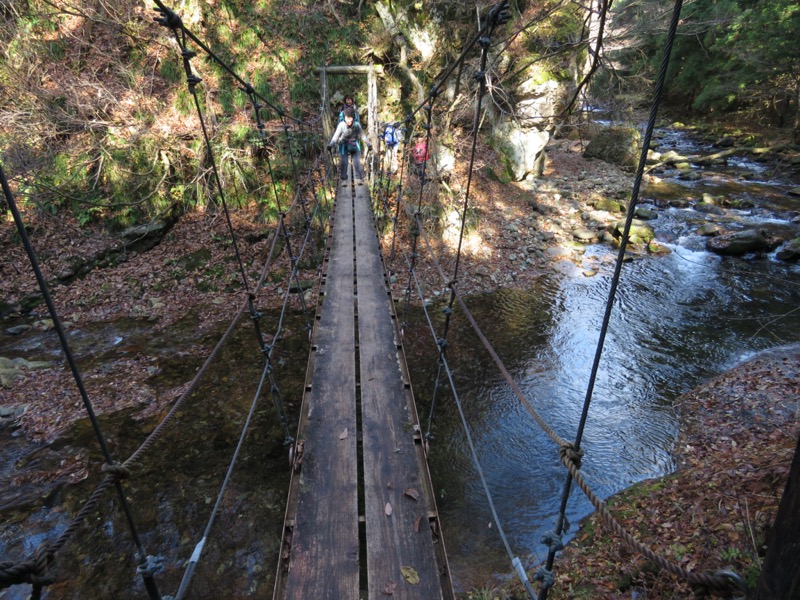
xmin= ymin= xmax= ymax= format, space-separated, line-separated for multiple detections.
xmin=0 ymin=0 xmax=754 ymax=598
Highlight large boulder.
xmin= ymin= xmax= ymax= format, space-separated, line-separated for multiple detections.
xmin=706 ymin=229 xmax=770 ymax=256
xmin=584 ymin=126 xmax=642 ymax=170
xmin=493 ymin=121 xmax=550 ymax=181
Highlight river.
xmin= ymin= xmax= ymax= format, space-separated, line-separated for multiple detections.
xmin=1 ymin=125 xmax=799 ymax=597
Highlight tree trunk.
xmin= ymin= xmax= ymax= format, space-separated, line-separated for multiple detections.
xmin=752 ymin=435 xmax=800 ymax=599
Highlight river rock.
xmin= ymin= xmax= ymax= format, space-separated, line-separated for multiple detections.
xmin=695 ymin=202 xmax=725 ymax=215
xmin=696 ymin=223 xmax=723 ymax=237
xmin=788 ymin=187 xmax=800 ymax=197
xmin=572 ymin=228 xmax=598 ymax=243
xmin=613 ymin=219 xmax=656 ymax=244
xmin=705 ymin=229 xmax=770 ymax=256
xmin=723 ymin=198 xmax=756 ymax=209
xmin=716 ymin=136 xmax=736 ymax=147
xmin=591 ymin=198 xmax=625 ymax=213
xmin=678 ymin=169 xmax=702 ymax=181
xmin=6 ymin=325 xmax=31 ymax=335
xmin=635 ymin=207 xmax=657 ymax=220
xmin=659 ymin=150 xmax=686 ymax=164
xmin=775 ymin=237 xmax=800 ymax=262
xmin=493 ymin=121 xmax=550 ymax=181
xmin=1 ymin=368 xmax=24 ymax=387
xmin=475 ymin=265 xmax=490 ymax=277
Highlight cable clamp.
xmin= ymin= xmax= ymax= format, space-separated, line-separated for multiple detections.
xmin=436 ymin=338 xmax=448 ymax=351
xmin=186 ymin=74 xmax=202 ymax=90
xmin=441 ymin=306 xmax=452 ymax=316
xmin=474 ymin=70 xmax=486 ymax=82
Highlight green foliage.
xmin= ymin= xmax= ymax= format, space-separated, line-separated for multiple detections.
xmin=611 ymin=0 xmax=799 ymax=124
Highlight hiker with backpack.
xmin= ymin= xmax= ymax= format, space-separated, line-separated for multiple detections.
xmin=411 ymin=136 xmax=430 ymax=180
xmin=328 ymin=106 xmax=372 ymax=183
xmin=338 ymin=95 xmax=360 ymax=124
xmin=380 ymin=122 xmax=402 ymax=173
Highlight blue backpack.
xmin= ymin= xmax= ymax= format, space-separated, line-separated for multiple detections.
xmin=339 ymin=107 xmax=360 ymax=124
xmin=383 ymin=124 xmax=398 ymax=147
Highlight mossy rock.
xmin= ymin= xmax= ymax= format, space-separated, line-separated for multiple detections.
xmin=583 ymin=126 xmax=641 ymax=170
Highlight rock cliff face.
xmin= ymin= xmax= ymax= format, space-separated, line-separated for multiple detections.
xmin=371 ymin=1 xmax=581 ymax=182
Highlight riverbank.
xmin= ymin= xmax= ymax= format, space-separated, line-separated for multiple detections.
xmin=532 ymin=345 xmax=799 ymax=600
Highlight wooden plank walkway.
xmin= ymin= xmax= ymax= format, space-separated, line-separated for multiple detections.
xmin=274 ymin=178 xmax=453 ymax=600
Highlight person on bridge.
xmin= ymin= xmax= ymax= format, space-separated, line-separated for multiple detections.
xmin=328 ymin=106 xmax=372 ymax=184
xmin=338 ymin=94 xmax=360 ymax=124
xmin=380 ymin=121 xmax=402 ymax=173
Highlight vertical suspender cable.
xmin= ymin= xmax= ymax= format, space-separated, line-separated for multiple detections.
xmin=538 ymin=0 xmax=685 ymax=596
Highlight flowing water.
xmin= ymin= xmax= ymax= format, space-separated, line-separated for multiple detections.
xmin=1 ymin=126 xmax=799 ymax=597
xmin=403 ymin=128 xmax=800 ymax=589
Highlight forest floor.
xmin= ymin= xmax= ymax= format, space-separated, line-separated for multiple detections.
xmin=2 ymin=133 xmax=799 ymax=599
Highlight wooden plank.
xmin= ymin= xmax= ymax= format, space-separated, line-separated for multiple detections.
xmin=280 ymin=185 xmax=359 ymax=600
xmin=352 ymin=185 xmax=446 ymax=600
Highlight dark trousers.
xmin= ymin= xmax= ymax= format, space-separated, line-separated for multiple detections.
xmin=340 ymin=150 xmax=364 ymax=179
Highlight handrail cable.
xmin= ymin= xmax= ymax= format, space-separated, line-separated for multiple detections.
xmin=387 ymin=126 xmax=412 ymax=268
xmin=539 ymin=0 xmax=678 ymax=593
xmin=0 ymin=163 xmax=164 ymax=600
xmin=0 ymin=97 xmax=315 ymax=600
xmin=166 ymin=148 xmax=329 ymax=596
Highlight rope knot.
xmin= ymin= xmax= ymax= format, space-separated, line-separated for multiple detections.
xmin=540 ymin=530 xmax=564 ymax=552
xmin=101 ymin=462 xmax=131 ymax=481
xmin=691 ymin=569 xmax=747 ymax=599
xmin=559 ymin=441 xmax=584 ymax=468
xmin=533 ymin=566 xmax=554 ymax=590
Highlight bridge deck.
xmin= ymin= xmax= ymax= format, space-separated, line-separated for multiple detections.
xmin=275 ymin=179 xmax=452 ymax=599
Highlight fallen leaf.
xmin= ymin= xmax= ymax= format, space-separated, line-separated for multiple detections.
xmin=404 ymin=488 xmax=420 ymax=501
xmin=339 ymin=428 xmax=348 ymax=440
xmin=401 ymin=566 xmax=420 ymax=585
xmin=385 ymin=502 xmax=392 ymax=516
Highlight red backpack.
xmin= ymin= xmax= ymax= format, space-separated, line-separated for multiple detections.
xmin=412 ymin=140 xmax=429 ymax=164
